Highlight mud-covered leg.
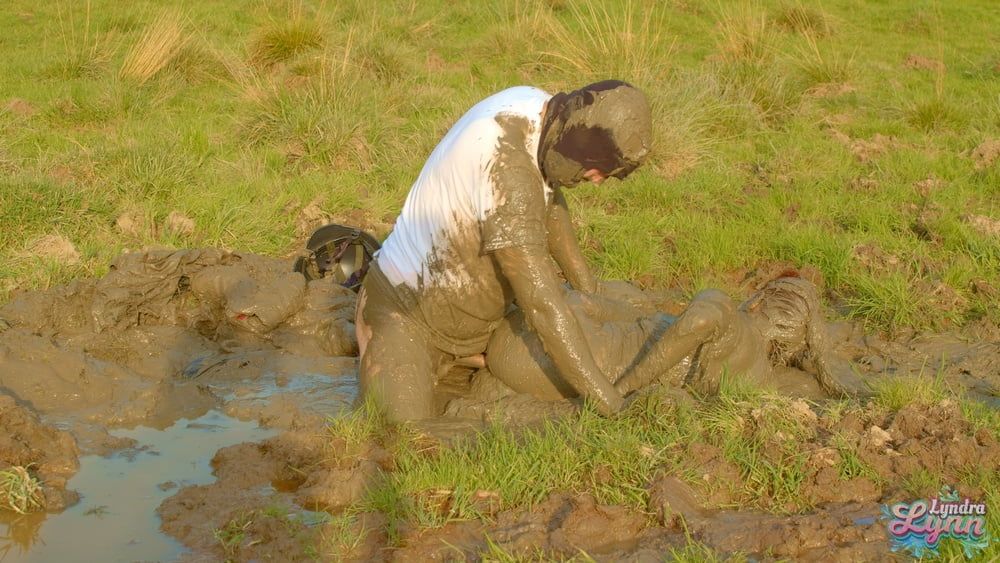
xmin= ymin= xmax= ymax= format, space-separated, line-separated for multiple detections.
xmin=614 ymin=289 xmax=733 ymax=395
xmin=359 ymin=311 xmax=438 ymax=423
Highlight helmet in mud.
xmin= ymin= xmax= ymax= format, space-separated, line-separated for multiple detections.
xmin=539 ymin=80 xmax=653 ymax=187
xmin=293 ymin=223 xmax=381 ymax=290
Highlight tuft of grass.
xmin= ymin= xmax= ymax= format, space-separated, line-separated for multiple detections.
xmin=710 ymin=6 xmax=801 ymax=125
xmin=479 ymin=534 xmax=580 ymax=562
xmin=0 ymin=465 xmax=45 ymax=515
xmin=794 ymin=33 xmax=854 ymax=87
xmin=831 ymin=434 xmax=883 ymax=484
xmin=237 ymin=43 xmax=392 ymax=172
xmin=960 ymin=399 xmax=1000 ymax=433
xmin=668 ymin=538 xmax=747 ymax=563
xmin=906 ymin=97 xmax=961 ymax=131
xmin=214 ymin=510 xmax=256 ymax=559
xmin=318 ymin=513 xmax=369 ymax=560
xmin=326 ymin=394 xmax=391 ymax=456
xmin=645 ymin=71 xmax=723 ymax=179
xmin=54 ymin=1 xmax=114 ymax=79
xmin=248 ymin=8 xmax=324 ymax=68
xmin=539 ymin=0 xmax=673 ymax=86
xmin=843 ymin=271 xmax=935 ymax=333
xmin=119 ymin=12 xmax=189 ymax=84
xmin=715 ymin=5 xmax=777 ymax=66
xmin=772 ymin=2 xmax=833 ymax=36
xmin=699 ymin=377 xmax=814 ymax=511
xmin=870 ymin=372 xmax=951 ymax=412
xmin=901 ymin=467 xmax=943 ymax=499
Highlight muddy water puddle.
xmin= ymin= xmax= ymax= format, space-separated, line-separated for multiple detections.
xmin=0 ymin=411 xmax=276 ymax=563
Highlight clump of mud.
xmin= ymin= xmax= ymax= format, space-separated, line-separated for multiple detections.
xmin=158 ymin=429 xmax=390 ymax=561
xmin=0 ymin=395 xmax=79 ymax=511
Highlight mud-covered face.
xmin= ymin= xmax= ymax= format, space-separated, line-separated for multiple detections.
xmin=539 ymin=80 xmax=653 ymax=187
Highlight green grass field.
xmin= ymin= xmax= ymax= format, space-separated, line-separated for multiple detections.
xmin=1 ymin=0 xmax=998 ymax=332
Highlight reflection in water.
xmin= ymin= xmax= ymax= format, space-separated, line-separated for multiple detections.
xmin=0 ymin=411 xmax=275 ymax=563
xmin=0 ymin=512 xmax=45 ymax=560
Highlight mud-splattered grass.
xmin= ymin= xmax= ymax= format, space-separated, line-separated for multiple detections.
xmin=0 ymin=465 xmax=44 ymax=515
xmin=322 ymin=374 xmax=1000 ymax=558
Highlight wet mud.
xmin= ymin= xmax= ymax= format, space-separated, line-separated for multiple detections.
xmin=2 ymin=411 xmax=272 ymax=562
xmin=0 ymin=249 xmax=358 ymax=560
xmin=0 ymin=248 xmax=997 ymax=561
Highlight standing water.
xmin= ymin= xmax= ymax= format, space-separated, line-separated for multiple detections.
xmin=0 ymin=411 xmax=276 ymax=562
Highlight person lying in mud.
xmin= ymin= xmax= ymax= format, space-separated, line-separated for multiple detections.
xmin=355 ymin=80 xmax=653 ymax=421
xmin=485 ymin=275 xmax=870 ymax=401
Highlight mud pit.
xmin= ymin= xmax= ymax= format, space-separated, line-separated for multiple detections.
xmin=0 ymin=249 xmax=358 ymax=560
xmin=0 ymin=248 xmax=997 ymax=561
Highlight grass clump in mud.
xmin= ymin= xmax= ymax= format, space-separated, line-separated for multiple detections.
xmin=870 ymin=372 xmax=951 ymax=412
xmin=0 ymin=465 xmax=45 ymax=515
xmin=214 ymin=509 xmax=255 ymax=559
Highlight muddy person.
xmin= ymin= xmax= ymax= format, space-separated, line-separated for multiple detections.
xmin=487 ymin=276 xmax=870 ymax=401
xmin=355 ymin=80 xmax=653 ymax=422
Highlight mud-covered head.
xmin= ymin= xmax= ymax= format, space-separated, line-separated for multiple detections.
xmin=539 ymin=80 xmax=653 ymax=187
xmin=743 ymin=275 xmax=869 ymax=397
xmin=742 ymin=276 xmax=819 ymax=366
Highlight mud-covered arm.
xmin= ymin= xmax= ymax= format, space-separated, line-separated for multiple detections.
xmin=483 ymin=115 xmax=621 ymax=414
xmin=614 ymin=290 xmax=730 ymax=395
xmin=494 ymin=246 xmax=623 ymax=414
xmin=546 ymin=187 xmax=597 ymax=294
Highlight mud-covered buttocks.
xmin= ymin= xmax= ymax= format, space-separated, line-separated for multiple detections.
xmin=0 ymin=395 xmax=79 ymax=512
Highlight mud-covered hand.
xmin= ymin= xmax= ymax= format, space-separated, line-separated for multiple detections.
xmin=546 ymin=187 xmax=597 ymax=294
xmin=494 ymin=245 xmax=623 ymax=415
xmin=614 ymin=293 xmax=728 ymax=395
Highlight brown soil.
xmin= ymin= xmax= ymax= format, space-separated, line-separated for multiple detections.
xmin=165 ymin=211 xmax=196 ymax=236
xmin=965 ymin=213 xmax=1000 ymax=238
xmin=3 ymin=98 xmax=35 ymax=117
xmin=971 ymin=138 xmax=1000 ymax=170
xmin=804 ymin=82 xmax=855 ymax=98
xmin=24 ymin=233 xmax=81 ymax=264
xmin=157 ymin=429 xmax=388 ymax=561
xmin=0 ymin=395 xmax=80 ymax=511
xmin=828 ymin=129 xmax=899 ymax=162
xmin=903 ymin=54 xmax=946 ymax=72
